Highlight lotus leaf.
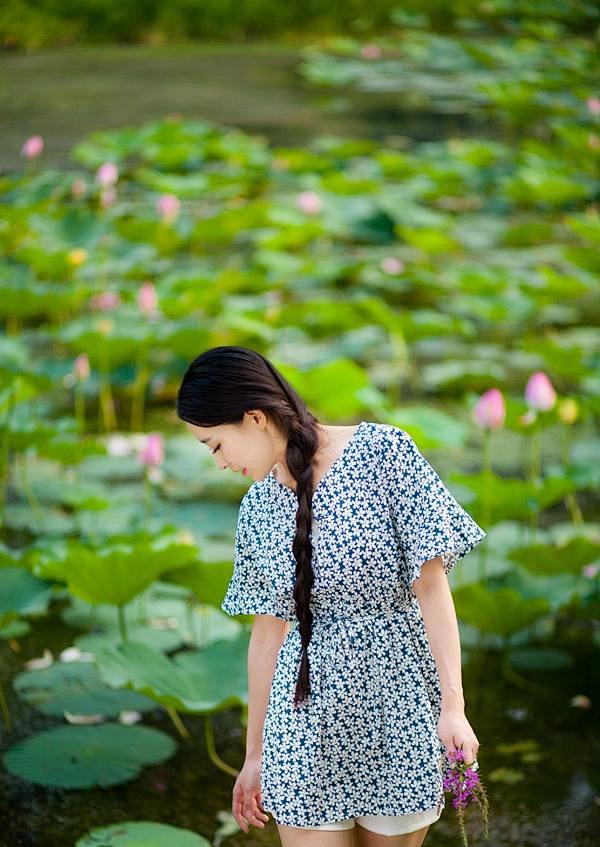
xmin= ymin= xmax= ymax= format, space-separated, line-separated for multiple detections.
xmin=3 ymin=723 xmax=176 ymax=788
xmin=95 ymin=634 xmax=250 ymax=713
xmin=13 ymin=659 xmax=156 ymax=716
xmin=76 ymin=821 xmax=211 ymax=847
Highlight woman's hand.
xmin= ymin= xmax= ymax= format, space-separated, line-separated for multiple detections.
xmin=437 ymin=707 xmax=480 ymax=766
xmin=232 ymin=756 xmax=271 ymax=833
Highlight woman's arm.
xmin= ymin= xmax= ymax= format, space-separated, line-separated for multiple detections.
xmin=412 ymin=556 xmax=480 ymax=765
xmin=246 ymin=614 xmax=290 ymax=758
xmin=231 ymin=614 xmax=290 ymax=833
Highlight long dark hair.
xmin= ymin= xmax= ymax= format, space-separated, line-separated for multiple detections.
xmin=176 ymin=345 xmax=320 ymax=707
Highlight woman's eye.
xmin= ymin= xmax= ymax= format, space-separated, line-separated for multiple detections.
xmin=211 ymin=445 xmax=220 ymax=455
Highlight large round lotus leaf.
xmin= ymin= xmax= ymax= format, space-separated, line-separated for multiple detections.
xmin=3 ymin=724 xmax=176 ymax=788
xmin=0 ymin=566 xmax=53 ymax=616
xmin=95 ymin=633 xmax=250 ymax=713
xmin=13 ymin=660 xmax=156 ymax=716
xmin=76 ymin=820 xmax=211 ymax=847
xmin=32 ymin=534 xmax=197 ymax=607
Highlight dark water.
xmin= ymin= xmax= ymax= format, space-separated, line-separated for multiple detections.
xmin=0 ymin=43 xmax=491 ymax=170
xmin=1 ymin=602 xmax=598 ymax=847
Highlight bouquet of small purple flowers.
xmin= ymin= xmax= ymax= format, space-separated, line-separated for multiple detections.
xmin=442 ymin=748 xmax=489 ymax=846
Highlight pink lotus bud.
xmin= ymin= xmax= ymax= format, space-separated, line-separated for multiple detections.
xmin=525 ymin=371 xmax=556 ymax=411
xmin=73 ymin=353 xmax=90 ymax=381
xmin=138 ymin=432 xmax=164 ymax=467
xmin=296 ymin=190 xmax=322 ymax=215
xmin=587 ymin=96 xmax=600 ymax=116
xmin=360 ymin=44 xmax=382 ymax=60
xmin=381 ymin=257 xmax=404 ymax=275
xmin=21 ymin=135 xmax=44 ymax=159
xmin=89 ymin=291 xmax=121 ymax=311
xmin=95 ymin=162 xmax=119 ymax=187
xmin=472 ymin=388 xmax=506 ymax=429
xmin=582 ymin=563 xmax=598 ymax=579
xmin=156 ymin=193 xmax=181 ymax=222
xmin=138 ymin=281 xmax=158 ymax=315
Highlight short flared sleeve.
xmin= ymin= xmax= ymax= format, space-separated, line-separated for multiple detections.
xmin=221 ymin=490 xmax=281 ymax=617
xmin=381 ymin=426 xmax=486 ymax=595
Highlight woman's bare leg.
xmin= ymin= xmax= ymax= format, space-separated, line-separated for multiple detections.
xmin=276 ymin=824 xmax=355 ymax=847
xmin=353 ymin=823 xmax=430 ymax=847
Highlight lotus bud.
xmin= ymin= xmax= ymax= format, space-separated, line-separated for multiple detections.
xmin=95 ymin=161 xmax=118 ymax=186
xmin=21 ymin=135 xmax=44 ymax=159
xmin=472 ymin=388 xmax=505 ymax=429
xmin=360 ymin=44 xmax=382 ymax=60
xmin=106 ymin=434 xmax=132 ymax=457
xmin=156 ymin=193 xmax=181 ymax=222
xmin=524 ymin=371 xmax=556 ymax=411
xmin=296 ymin=190 xmax=322 ymax=215
xmin=138 ymin=432 xmax=164 ymax=467
xmin=586 ymin=96 xmax=600 ymax=116
xmin=381 ymin=257 xmax=404 ymax=274
xmin=73 ymin=353 xmax=90 ymax=381
xmin=138 ymin=280 xmax=158 ymax=315
xmin=89 ymin=291 xmax=120 ymax=311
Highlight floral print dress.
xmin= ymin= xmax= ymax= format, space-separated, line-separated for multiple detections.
xmin=221 ymin=421 xmax=487 ymax=828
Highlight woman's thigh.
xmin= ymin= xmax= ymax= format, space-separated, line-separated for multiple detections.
xmin=276 ymin=822 xmax=355 ymax=847
xmin=354 ymin=822 xmax=430 ymax=847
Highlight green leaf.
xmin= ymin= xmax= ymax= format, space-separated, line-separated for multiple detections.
xmin=76 ymin=821 xmax=211 ymax=847
xmin=13 ymin=660 xmax=156 ymax=716
xmin=3 ymin=724 xmax=176 ymax=788
xmin=95 ymin=635 xmax=250 ymax=714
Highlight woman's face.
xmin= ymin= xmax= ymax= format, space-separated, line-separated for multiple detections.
xmin=185 ymin=411 xmax=284 ymax=482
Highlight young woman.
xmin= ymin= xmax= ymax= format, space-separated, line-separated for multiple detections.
xmin=177 ymin=345 xmax=486 ymax=847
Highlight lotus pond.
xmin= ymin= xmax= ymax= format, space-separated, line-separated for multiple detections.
xmin=1 ymin=3 xmax=599 ymax=846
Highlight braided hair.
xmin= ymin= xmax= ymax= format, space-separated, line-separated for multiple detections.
xmin=176 ymin=345 xmax=321 ymax=706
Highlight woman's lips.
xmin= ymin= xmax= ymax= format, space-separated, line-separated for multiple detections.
xmin=242 ymin=467 xmax=248 ymax=476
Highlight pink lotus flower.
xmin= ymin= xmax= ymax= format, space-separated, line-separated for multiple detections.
xmin=95 ymin=162 xmax=119 ymax=187
xmin=156 ymin=193 xmax=181 ymax=222
xmin=89 ymin=291 xmax=121 ymax=311
xmin=570 ymin=694 xmax=592 ymax=708
xmin=21 ymin=135 xmax=44 ymax=159
xmin=360 ymin=44 xmax=382 ymax=60
xmin=138 ymin=432 xmax=164 ymax=467
xmin=587 ymin=96 xmax=600 ymax=116
xmin=582 ymin=563 xmax=598 ymax=579
xmin=380 ymin=257 xmax=404 ymax=275
xmin=588 ymin=134 xmax=600 ymax=150
xmin=296 ymin=191 xmax=322 ymax=215
xmin=472 ymin=388 xmax=505 ymax=429
xmin=525 ymin=371 xmax=556 ymax=411
xmin=73 ymin=353 xmax=90 ymax=381
xmin=138 ymin=281 xmax=158 ymax=315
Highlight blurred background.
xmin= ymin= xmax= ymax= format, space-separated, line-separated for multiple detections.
xmin=1 ymin=2 xmax=599 ymax=846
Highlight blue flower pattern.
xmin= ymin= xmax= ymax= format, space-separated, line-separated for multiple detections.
xmin=221 ymin=421 xmax=486 ymax=827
